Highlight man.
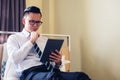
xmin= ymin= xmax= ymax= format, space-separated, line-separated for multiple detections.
xmin=4 ymin=6 xmax=90 ymax=80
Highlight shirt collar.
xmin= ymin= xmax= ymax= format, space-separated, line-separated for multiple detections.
xmin=22 ymin=29 xmax=31 ymax=38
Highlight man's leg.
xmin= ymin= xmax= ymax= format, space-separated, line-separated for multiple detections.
xmin=32 ymin=72 xmax=54 ymax=80
xmin=20 ymin=65 xmax=50 ymax=80
xmin=20 ymin=65 xmax=91 ymax=80
xmin=59 ymin=72 xmax=91 ymax=80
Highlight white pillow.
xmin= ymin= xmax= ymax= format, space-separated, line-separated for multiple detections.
xmin=1 ymin=43 xmax=8 ymax=78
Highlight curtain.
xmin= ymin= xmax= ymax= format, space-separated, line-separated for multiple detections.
xmin=0 ymin=0 xmax=26 ymax=32
xmin=0 ymin=0 xmax=26 ymax=43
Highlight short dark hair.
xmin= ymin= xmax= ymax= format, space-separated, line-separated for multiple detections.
xmin=23 ymin=6 xmax=42 ymax=17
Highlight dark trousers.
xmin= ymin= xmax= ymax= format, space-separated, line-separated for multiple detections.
xmin=20 ymin=65 xmax=91 ymax=80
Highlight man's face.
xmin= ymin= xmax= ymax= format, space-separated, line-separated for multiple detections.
xmin=23 ymin=12 xmax=42 ymax=32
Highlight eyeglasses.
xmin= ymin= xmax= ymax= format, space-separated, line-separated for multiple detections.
xmin=29 ymin=20 xmax=43 ymax=26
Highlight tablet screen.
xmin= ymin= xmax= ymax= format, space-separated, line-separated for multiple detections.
xmin=40 ymin=39 xmax=64 ymax=63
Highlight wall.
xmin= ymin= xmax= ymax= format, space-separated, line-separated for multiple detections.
xmin=54 ymin=0 xmax=84 ymax=71
xmin=82 ymin=0 xmax=120 ymax=80
xmin=26 ymin=0 xmax=120 ymax=80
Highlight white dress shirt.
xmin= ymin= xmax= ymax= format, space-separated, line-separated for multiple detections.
xmin=4 ymin=29 xmax=48 ymax=79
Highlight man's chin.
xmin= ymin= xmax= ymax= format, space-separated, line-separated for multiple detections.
xmin=32 ymin=29 xmax=38 ymax=31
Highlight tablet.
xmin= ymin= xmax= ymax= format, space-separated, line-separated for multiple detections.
xmin=40 ymin=39 xmax=64 ymax=63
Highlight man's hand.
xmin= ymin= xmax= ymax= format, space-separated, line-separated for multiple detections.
xmin=49 ymin=50 xmax=62 ymax=66
xmin=30 ymin=31 xmax=40 ymax=43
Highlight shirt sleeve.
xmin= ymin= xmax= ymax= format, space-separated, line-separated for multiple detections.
xmin=7 ymin=34 xmax=33 ymax=65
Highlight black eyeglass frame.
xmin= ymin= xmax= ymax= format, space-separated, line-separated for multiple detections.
xmin=29 ymin=20 xmax=43 ymax=26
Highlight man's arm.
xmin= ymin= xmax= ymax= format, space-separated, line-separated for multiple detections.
xmin=7 ymin=35 xmax=33 ymax=64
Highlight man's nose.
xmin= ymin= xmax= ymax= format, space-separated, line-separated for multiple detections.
xmin=33 ymin=23 xmax=39 ymax=26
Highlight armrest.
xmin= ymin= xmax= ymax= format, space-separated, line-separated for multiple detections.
xmin=0 ymin=44 xmax=3 ymax=80
xmin=0 ymin=44 xmax=3 ymax=72
xmin=1 ymin=43 xmax=8 ymax=79
xmin=60 ymin=45 xmax=71 ymax=72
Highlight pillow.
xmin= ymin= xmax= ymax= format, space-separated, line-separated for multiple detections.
xmin=1 ymin=43 xmax=8 ymax=78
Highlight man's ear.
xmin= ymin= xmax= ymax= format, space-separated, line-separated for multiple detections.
xmin=22 ymin=18 xmax=25 ymax=25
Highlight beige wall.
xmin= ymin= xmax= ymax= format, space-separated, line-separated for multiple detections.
xmin=26 ymin=0 xmax=120 ymax=80
xmin=54 ymin=0 xmax=84 ymax=71
xmin=83 ymin=0 xmax=120 ymax=80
